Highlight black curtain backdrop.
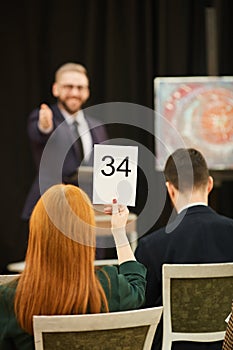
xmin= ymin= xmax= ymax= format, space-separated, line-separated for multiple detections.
xmin=1 ymin=0 xmax=233 ymax=272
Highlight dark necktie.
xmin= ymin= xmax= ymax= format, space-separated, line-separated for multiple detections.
xmin=72 ymin=120 xmax=84 ymax=162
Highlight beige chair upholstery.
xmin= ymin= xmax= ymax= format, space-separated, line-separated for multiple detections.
xmin=0 ymin=274 xmax=19 ymax=285
xmin=33 ymin=306 xmax=163 ymax=350
xmin=162 ymin=262 xmax=233 ymax=350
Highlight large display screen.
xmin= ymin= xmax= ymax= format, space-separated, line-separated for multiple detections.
xmin=154 ymin=76 xmax=233 ymax=170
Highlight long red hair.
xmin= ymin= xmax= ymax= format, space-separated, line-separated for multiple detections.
xmin=14 ymin=184 xmax=108 ymax=334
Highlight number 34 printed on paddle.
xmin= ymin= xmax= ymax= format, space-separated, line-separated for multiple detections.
xmin=101 ymin=155 xmax=132 ymax=177
xmin=93 ymin=145 xmax=138 ymax=206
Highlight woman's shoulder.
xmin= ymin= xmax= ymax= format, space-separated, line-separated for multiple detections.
xmin=0 ymin=281 xmax=18 ymax=317
xmin=0 ymin=280 xmax=18 ymax=302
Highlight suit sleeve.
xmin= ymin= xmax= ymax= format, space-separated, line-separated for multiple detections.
xmin=27 ymin=108 xmax=53 ymax=144
xmin=135 ymin=238 xmax=163 ymax=307
xmin=97 ymin=261 xmax=147 ymax=311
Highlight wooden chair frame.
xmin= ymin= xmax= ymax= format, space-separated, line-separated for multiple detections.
xmin=33 ymin=306 xmax=163 ymax=350
xmin=0 ymin=274 xmax=19 ymax=285
xmin=162 ymin=262 xmax=233 ymax=350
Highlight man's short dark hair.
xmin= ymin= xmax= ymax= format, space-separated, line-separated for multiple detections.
xmin=164 ymin=148 xmax=209 ymax=192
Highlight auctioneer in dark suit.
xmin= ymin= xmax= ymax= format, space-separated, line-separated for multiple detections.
xmin=135 ymin=205 xmax=233 ymax=350
xmin=21 ymin=104 xmax=108 ymax=221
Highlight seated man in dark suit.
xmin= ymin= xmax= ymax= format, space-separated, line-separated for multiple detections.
xmin=135 ymin=148 xmax=233 ymax=350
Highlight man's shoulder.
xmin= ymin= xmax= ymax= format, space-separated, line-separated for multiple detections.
xmin=135 ymin=227 xmax=169 ymax=262
xmin=84 ymin=113 xmax=105 ymax=127
xmin=50 ymin=104 xmax=63 ymax=117
xmin=138 ymin=226 xmax=168 ymax=245
xmin=199 ymin=205 xmax=233 ymax=225
xmin=0 ymin=281 xmax=17 ymax=304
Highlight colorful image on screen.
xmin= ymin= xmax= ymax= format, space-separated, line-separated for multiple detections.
xmin=154 ymin=76 xmax=233 ymax=170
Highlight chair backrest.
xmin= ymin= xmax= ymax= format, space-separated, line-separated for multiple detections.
xmin=162 ymin=262 xmax=233 ymax=350
xmin=94 ymin=259 xmax=118 ymax=266
xmin=33 ymin=306 xmax=163 ymax=350
xmin=0 ymin=274 xmax=19 ymax=285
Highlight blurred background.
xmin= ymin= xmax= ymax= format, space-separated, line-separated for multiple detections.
xmin=1 ymin=0 xmax=233 ymax=272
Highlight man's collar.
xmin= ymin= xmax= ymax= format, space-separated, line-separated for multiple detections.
xmin=178 ymin=202 xmax=207 ymax=214
xmin=60 ymin=109 xmax=85 ymax=125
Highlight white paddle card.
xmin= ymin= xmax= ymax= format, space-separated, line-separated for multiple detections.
xmin=93 ymin=144 xmax=138 ymax=206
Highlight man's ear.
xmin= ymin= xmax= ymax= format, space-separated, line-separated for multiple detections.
xmin=166 ymin=181 xmax=176 ymax=202
xmin=207 ymin=176 xmax=214 ymax=194
xmin=85 ymin=86 xmax=90 ymax=100
xmin=52 ymin=82 xmax=59 ymax=97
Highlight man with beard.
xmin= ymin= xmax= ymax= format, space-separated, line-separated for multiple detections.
xmin=22 ymin=62 xmax=108 ymax=221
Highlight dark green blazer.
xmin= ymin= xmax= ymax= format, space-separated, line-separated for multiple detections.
xmin=0 ymin=261 xmax=146 ymax=350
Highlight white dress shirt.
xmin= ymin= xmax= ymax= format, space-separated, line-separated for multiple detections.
xmin=178 ymin=202 xmax=207 ymax=214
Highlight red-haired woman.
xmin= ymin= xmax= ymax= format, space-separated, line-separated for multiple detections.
xmin=0 ymin=184 xmax=146 ymax=349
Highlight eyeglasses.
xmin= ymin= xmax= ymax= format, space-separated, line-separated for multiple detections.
xmin=60 ymin=84 xmax=89 ymax=92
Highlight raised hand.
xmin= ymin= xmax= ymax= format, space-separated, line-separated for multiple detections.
xmin=38 ymin=103 xmax=53 ymax=131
